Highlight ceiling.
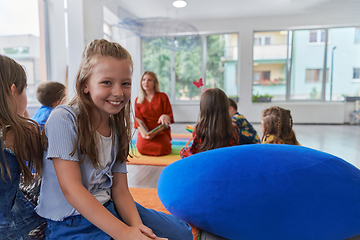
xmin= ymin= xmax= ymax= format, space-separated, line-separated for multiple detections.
xmin=114 ymin=0 xmax=360 ymax=22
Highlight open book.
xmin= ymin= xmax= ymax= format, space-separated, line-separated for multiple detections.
xmin=136 ymin=118 xmax=168 ymax=138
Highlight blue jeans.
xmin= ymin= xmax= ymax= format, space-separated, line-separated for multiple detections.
xmin=45 ymin=201 xmax=193 ymax=240
xmin=0 ymin=149 xmax=45 ymax=240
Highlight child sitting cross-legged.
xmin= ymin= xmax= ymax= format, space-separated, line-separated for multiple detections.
xmin=261 ymin=106 xmax=300 ymax=145
xmin=180 ymin=88 xmax=239 ymax=158
xmin=228 ymin=98 xmax=260 ymax=145
xmin=35 ymin=39 xmax=192 ymax=240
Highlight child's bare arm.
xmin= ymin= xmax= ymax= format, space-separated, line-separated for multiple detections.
xmin=112 ymin=173 xmax=167 ymax=240
xmin=53 ymin=159 xmax=158 ymax=240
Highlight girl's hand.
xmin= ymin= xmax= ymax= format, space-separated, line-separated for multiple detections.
xmin=137 ymin=224 xmax=156 ymax=239
xmin=158 ymin=114 xmax=171 ymax=126
xmin=135 ymin=223 xmax=168 ymax=239
xmin=114 ymin=225 xmax=168 ymax=240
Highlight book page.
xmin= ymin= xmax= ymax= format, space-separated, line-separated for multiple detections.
xmin=136 ymin=118 xmax=168 ymax=138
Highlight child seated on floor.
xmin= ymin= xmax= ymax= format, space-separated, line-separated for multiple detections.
xmin=261 ymin=106 xmax=300 ymax=145
xmin=35 ymin=39 xmax=192 ymax=240
xmin=180 ymin=88 xmax=239 ymax=158
xmin=228 ymin=98 xmax=260 ymax=145
xmin=0 ymin=54 xmax=45 ymax=239
xmin=31 ymin=81 xmax=66 ymax=131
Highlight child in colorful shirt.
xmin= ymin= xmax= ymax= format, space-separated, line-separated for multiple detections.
xmin=228 ymin=98 xmax=260 ymax=145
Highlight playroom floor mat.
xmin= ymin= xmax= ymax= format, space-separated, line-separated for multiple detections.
xmin=128 ymin=133 xmax=192 ymax=166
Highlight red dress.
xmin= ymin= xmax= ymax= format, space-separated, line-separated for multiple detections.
xmin=134 ymin=92 xmax=174 ymax=156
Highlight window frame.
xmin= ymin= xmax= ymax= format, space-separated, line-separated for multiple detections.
xmin=353 ymin=67 xmax=360 ymax=82
xmin=253 ymin=26 xmax=360 ymax=102
xmin=141 ymin=31 xmax=239 ymax=104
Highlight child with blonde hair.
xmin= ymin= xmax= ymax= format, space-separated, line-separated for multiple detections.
xmin=261 ymin=106 xmax=300 ymax=145
xmin=35 ymin=39 xmax=192 ymax=240
xmin=180 ymin=88 xmax=239 ymax=158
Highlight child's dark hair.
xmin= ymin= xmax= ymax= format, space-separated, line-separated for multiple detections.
xmin=261 ymin=106 xmax=299 ymax=145
xmin=195 ymin=88 xmax=238 ymax=152
xmin=228 ymin=98 xmax=238 ymax=111
xmin=36 ymin=81 xmax=66 ymax=107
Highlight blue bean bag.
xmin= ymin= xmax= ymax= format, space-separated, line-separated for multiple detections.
xmin=157 ymin=144 xmax=360 ymax=240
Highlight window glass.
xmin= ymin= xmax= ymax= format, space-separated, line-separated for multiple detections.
xmin=264 ymin=37 xmax=271 ymax=45
xmin=142 ymin=33 xmax=238 ymax=101
xmin=0 ymin=0 xmax=43 ymax=104
xmin=291 ymin=29 xmax=326 ymax=100
xmin=175 ymin=36 xmax=202 ymax=100
xmin=354 ymin=68 xmax=360 ymax=79
xmin=320 ymin=30 xmax=326 ymax=42
xmin=355 ymin=28 xmax=360 ymax=43
xmin=142 ymin=38 xmax=172 ymax=96
xmin=305 ymin=69 xmax=329 ymax=83
xmin=325 ymin=27 xmax=360 ymax=100
xmin=206 ymin=33 xmax=238 ymax=99
xmin=309 ymin=31 xmax=317 ymax=43
xmin=254 ymin=27 xmax=360 ymax=102
xmin=253 ymin=31 xmax=288 ymax=101
xmin=254 ymin=37 xmax=261 ymax=46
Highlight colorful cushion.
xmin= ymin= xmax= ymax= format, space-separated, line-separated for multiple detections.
xmin=157 ymin=144 xmax=360 ymax=240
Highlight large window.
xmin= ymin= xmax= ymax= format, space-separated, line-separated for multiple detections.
xmin=143 ymin=33 xmax=238 ymax=101
xmin=309 ymin=30 xmax=326 ymax=43
xmin=354 ymin=68 xmax=360 ymax=80
xmin=305 ymin=69 xmax=329 ymax=83
xmin=253 ymin=31 xmax=288 ymax=101
xmin=0 ymin=0 xmax=45 ymax=104
xmin=253 ymin=27 xmax=360 ymax=102
xmin=355 ymin=28 xmax=360 ymax=43
xmin=143 ymin=38 xmax=172 ymax=97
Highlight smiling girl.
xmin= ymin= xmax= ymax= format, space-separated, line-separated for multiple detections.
xmin=35 ymin=39 xmax=192 ymax=240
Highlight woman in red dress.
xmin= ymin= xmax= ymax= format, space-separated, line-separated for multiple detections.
xmin=134 ymin=71 xmax=174 ymax=156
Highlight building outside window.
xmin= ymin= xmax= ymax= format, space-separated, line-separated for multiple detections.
xmin=253 ymin=27 xmax=360 ymax=102
xmin=309 ymin=30 xmax=326 ymax=43
xmin=354 ymin=68 xmax=360 ymax=80
xmin=0 ymin=0 xmax=45 ymax=104
xmin=253 ymin=31 xmax=288 ymax=101
xmin=305 ymin=69 xmax=329 ymax=83
xmin=355 ymin=28 xmax=360 ymax=43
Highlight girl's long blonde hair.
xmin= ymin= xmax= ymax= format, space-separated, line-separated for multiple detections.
xmin=69 ymin=39 xmax=133 ymax=167
xmin=0 ymin=55 xmax=43 ymax=183
xmin=195 ymin=88 xmax=238 ymax=152
xmin=137 ymin=71 xmax=160 ymax=104
xmin=261 ymin=106 xmax=299 ymax=145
